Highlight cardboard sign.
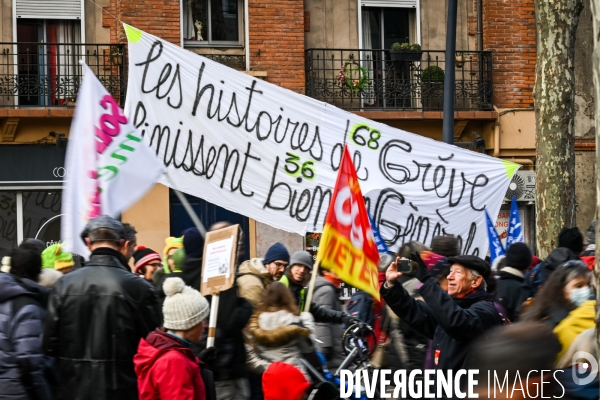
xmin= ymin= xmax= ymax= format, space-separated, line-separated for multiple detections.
xmin=200 ymin=224 xmax=240 ymax=296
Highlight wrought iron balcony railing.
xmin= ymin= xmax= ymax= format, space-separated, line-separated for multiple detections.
xmin=0 ymin=43 xmax=126 ymax=108
xmin=305 ymin=48 xmax=494 ymax=112
xmin=202 ymin=54 xmax=245 ymax=70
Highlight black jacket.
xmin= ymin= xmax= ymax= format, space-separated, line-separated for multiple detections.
xmin=201 ymin=287 xmax=253 ymax=381
xmin=43 ymin=248 xmax=161 ymax=400
xmin=381 ymin=278 xmax=502 ymax=372
xmin=496 ymin=268 xmax=530 ymax=322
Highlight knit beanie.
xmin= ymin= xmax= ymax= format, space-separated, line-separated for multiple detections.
xmin=289 ymin=250 xmax=314 ymax=271
xmin=558 ymin=227 xmax=584 ymax=254
xmin=263 ymin=362 xmax=311 ymax=400
xmin=133 ymin=246 xmax=161 ymax=272
xmin=263 ymin=242 xmax=290 ymax=265
xmin=171 ymin=248 xmax=186 ymax=273
xmin=41 ymin=244 xmax=74 ymax=271
xmin=183 ymin=228 xmax=205 ymax=258
xmin=19 ymin=238 xmax=45 ymax=256
xmin=504 ymin=242 xmax=532 ymax=271
xmin=162 ymin=277 xmax=210 ymax=331
xmin=163 ymin=236 xmax=184 ymax=273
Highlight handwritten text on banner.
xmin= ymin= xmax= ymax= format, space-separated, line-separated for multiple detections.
xmin=124 ymin=25 xmax=518 ymax=255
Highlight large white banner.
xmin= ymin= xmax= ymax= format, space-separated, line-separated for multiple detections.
xmin=124 ymin=25 xmax=518 ymax=256
xmin=62 ymin=64 xmax=165 ymax=257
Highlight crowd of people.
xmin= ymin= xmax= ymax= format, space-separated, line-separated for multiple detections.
xmin=0 ymin=215 xmax=598 ymax=400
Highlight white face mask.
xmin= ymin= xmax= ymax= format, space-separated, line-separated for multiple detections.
xmin=569 ymin=286 xmax=592 ymax=307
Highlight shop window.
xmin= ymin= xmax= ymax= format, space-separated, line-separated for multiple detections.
xmin=22 ymin=191 xmax=62 ymax=245
xmin=0 ymin=191 xmax=62 ymax=258
xmin=0 ymin=193 xmax=18 ymax=258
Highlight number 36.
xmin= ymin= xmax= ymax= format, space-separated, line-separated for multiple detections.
xmin=284 ymin=152 xmax=316 ymax=180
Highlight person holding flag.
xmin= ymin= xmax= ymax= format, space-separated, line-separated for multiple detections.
xmin=280 ymin=250 xmax=360 ymax=328
xmin=314 ymin=145 xmax=381 ymax=303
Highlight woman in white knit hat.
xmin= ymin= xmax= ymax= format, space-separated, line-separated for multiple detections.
xmin=134 ymin=277 xmax=210 ymax=400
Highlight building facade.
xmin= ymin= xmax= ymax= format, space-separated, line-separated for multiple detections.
xmin=0 ymin=0 xmax=594 ymax=259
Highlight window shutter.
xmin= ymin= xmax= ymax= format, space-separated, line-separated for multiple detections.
xmin=361 ymin=0 xmax=417 ymax=7
xmin=15 ymin=0 xmax=83 ymax=19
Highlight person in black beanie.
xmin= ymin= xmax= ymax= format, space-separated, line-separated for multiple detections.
xmin=558 ymin=227 xmax=584 ymax=255
xmin=179 ymin=227 xmax=205 ymax=290
xmin=496 ymin=242 xmax=532 ymax=321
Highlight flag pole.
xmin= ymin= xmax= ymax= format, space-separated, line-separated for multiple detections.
xmin=164 ymin=173 xmax=207 ymax=239
xmin=304 ymin=260 xmax=320 ymax=313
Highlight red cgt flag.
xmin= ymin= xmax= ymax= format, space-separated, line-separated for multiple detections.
xmin=316 ymin=145 xmax=380 ymax=300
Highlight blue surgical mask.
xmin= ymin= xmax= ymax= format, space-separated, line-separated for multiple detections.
xmin=569 ymin=286 xmax=592 ymax=307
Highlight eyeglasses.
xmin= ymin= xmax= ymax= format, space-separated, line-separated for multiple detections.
xmin=274 ymin=262 xmax=288 ymax=269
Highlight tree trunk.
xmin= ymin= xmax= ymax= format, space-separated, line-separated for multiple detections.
xmin=590 ymin=0 xmax=600 ymax=366
xmin=534 ymin=0 xmax=584 ymax=259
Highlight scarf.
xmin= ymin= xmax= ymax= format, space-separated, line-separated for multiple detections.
xmin=453 ymin=288 xmax=489 ymax=308
xmin=323 ymin=274 xmax=342 ymax=288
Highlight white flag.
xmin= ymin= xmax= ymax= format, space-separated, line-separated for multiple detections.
xmin=61 ymin=64 xmax=165 ymax=258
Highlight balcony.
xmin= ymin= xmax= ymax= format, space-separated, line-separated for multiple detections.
xmin=0 ymin=43 xmax=126 ymax=108
xmin=305 ymin=49 xmax=493 ymax=113
xmin=202 ymin=54 xmax=245 ymax=70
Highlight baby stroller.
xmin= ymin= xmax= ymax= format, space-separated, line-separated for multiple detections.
xmin=302 ymin=322 xmax=381 ymax=400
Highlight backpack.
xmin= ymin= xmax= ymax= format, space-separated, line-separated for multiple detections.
xmin=525 ymin=261 xmax=543 ymax=296
xmin=345 ymin=290 xmax=375 ymax=327
xmin=198 ymin=361 xmax=216 ymax=400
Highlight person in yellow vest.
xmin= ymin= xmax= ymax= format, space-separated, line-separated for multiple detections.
xmin=280 ymin=251 xmax=359 ymax=327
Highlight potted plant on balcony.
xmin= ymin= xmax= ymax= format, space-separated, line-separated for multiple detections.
xmin=421 ymin=65 xmax=444 ymax=110
xmin=389 ymin=42 xmax=423 ymax=66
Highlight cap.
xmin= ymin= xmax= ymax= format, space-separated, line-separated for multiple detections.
xmin=80 ymin=215 xmax=125 ymax=243
xmin=447 ymin=255 xmax=491 ymax=280
xmin=289 ymin=250 xmax=313 ymax=271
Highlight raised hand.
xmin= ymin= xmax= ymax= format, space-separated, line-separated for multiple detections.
xmin=408 ymin=252 xmax=432 ymax=283
xmin=385 ymin=257 xmax=403 ymax=287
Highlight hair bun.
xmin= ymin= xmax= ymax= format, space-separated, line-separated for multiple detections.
xmin=163 ymin=277 xmax=186 ymax=296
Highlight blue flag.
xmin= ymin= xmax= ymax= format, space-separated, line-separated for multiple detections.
xmin=485 ymin=209 xmax=505 ymax=263
xmin=369 ymin=214 xmax=390 ymax=254
xmin=506 ymin=196 xmax=524 ymax=246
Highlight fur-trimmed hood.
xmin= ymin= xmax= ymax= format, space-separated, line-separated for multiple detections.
xmin=249 ymin=310 xmax=315 ymax=347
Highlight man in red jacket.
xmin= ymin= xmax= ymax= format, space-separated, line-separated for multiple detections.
xmin=135 ymin=277 xmax=211 ymax=400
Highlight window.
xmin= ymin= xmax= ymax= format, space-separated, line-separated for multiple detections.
xmin=362 ymin=7 xmax=412 ymax=50
xmin=183 ymin=0 xmax=243 ymax=46
xmin=16 ymin=19 xmax=81 ymax=106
